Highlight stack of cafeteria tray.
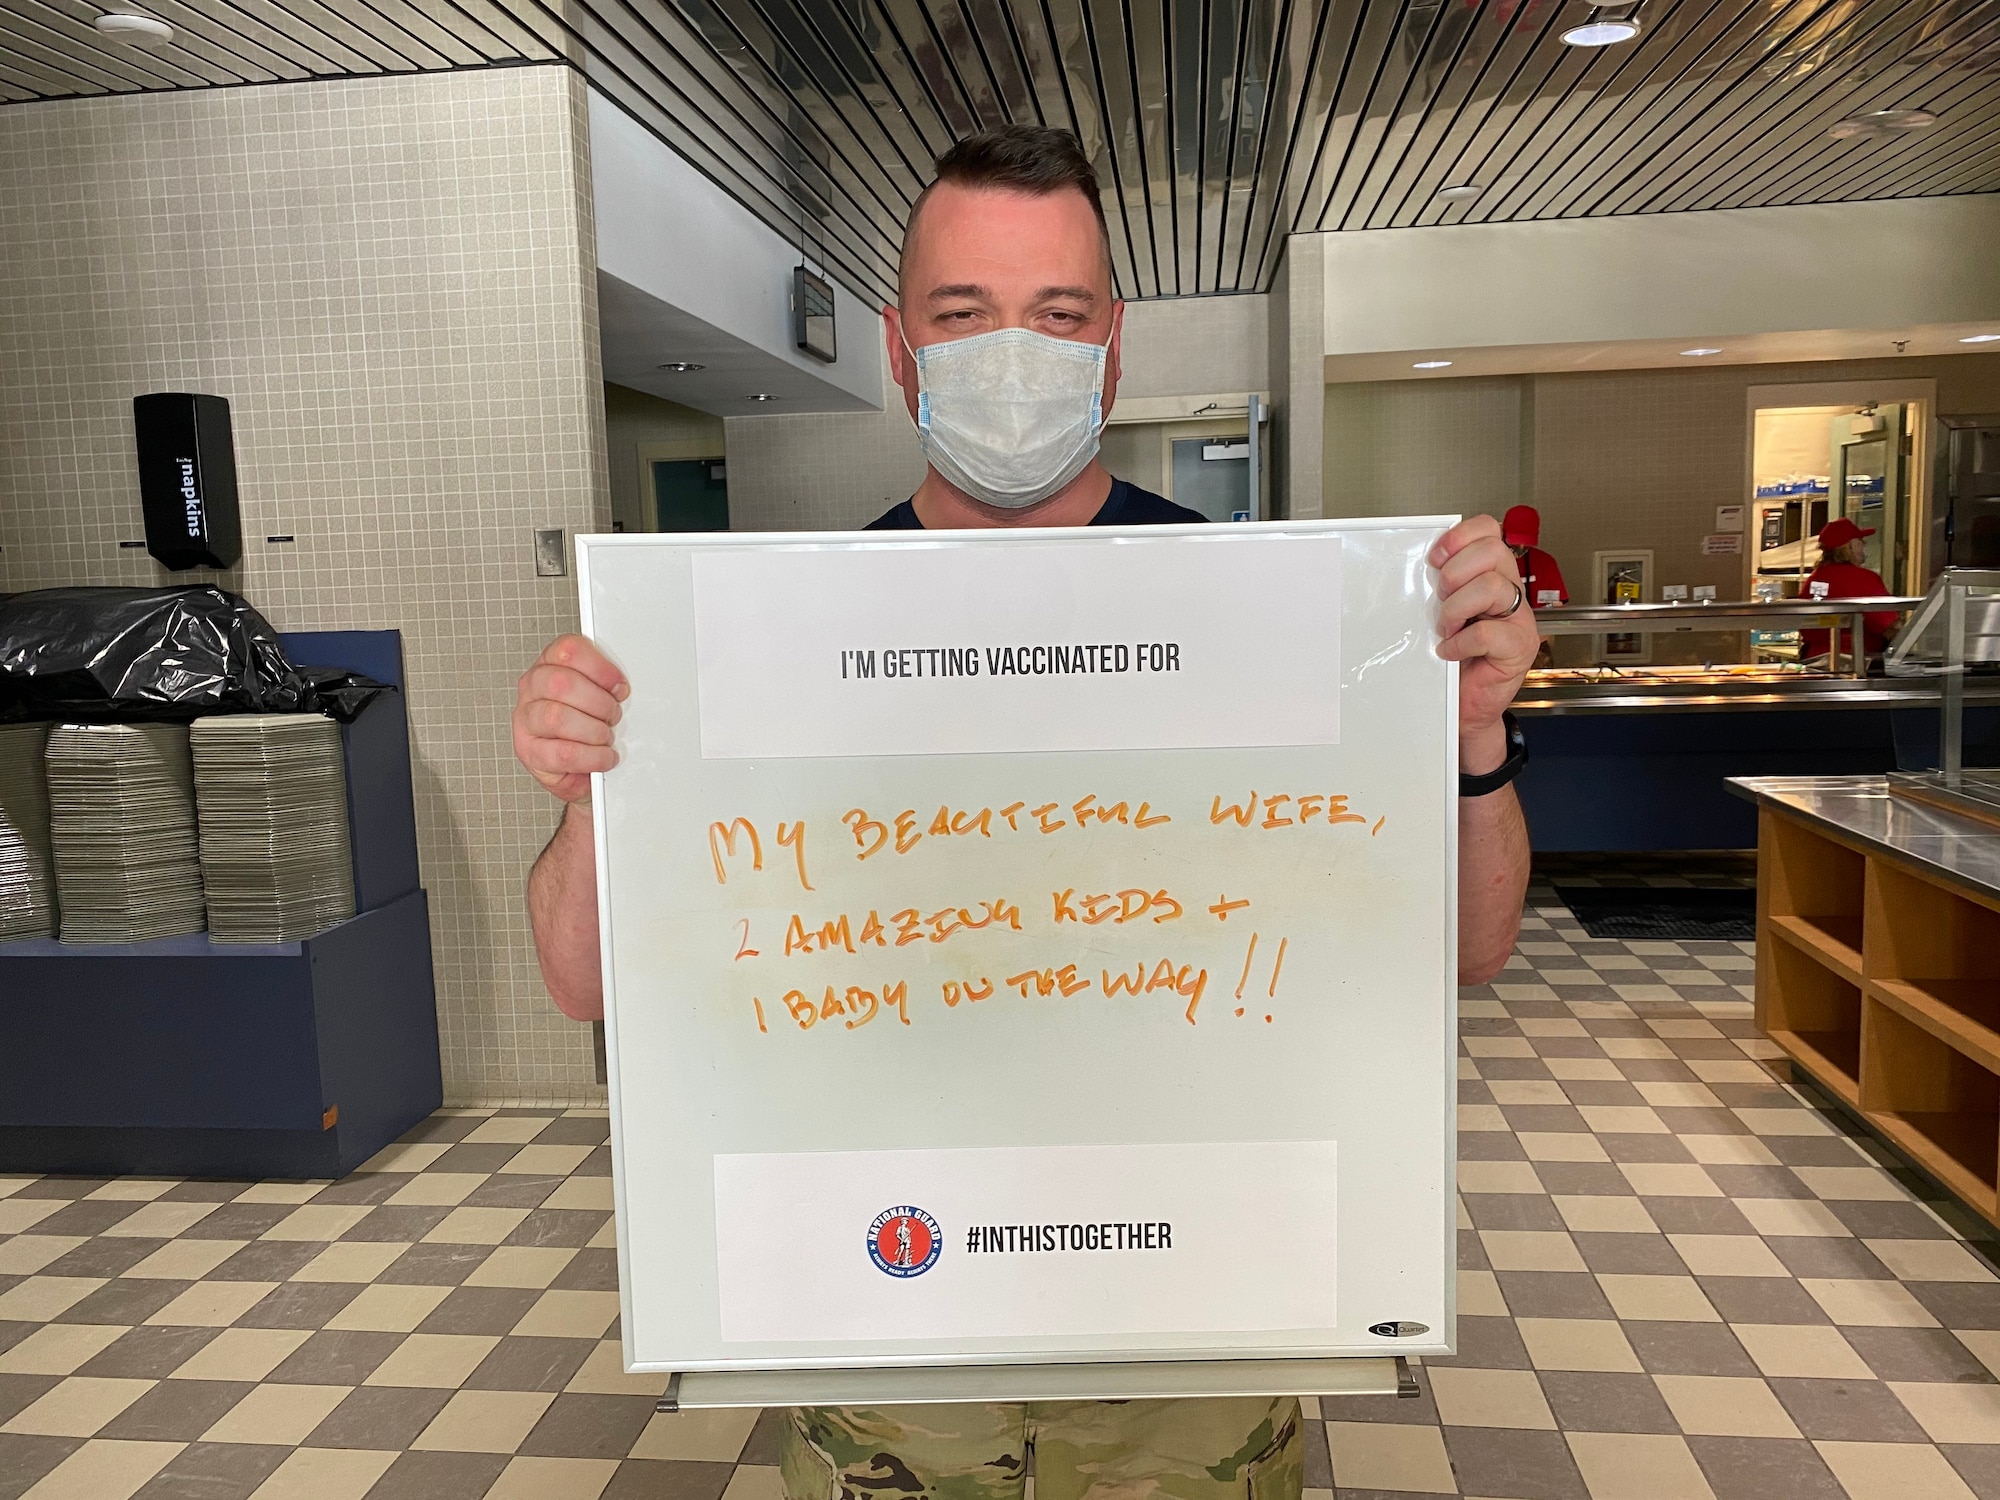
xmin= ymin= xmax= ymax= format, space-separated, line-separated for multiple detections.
xmin=191 ymin=713 xmax=355 ymax=943
xmin=0 ymin=723 xmax=56 ymax=940
xmin=46 ymin=723 xmax=207 ymax=943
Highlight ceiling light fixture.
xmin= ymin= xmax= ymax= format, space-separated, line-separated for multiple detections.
xmin=745 ymin=393 xmax=781 ymax=401
xmin=93 ymin=10 xmax=174 ymax=46
xmin=1828 ymin=108 xmax=1938 ymax=140
xmin=1434 ymin=184 xmax=1482 ymax=201
xmin=1561 ymin=3 xmax=1642 ymax=46
xmin=655 ymin=361 xmax=704 ymax=372
xmin=1680 ymin=347 xmax=1723 ymax=357
xmin=1959 ymin=333 xmax=2000 ymax=344
xmin=1412 ymin=360 xmax=1453 ymax=370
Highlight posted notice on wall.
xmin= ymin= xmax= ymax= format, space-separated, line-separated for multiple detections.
xmin=579 ymin=521 xmax=1460 ymax=1386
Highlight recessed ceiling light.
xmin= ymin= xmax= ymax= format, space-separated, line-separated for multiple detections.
xmin=655 ymin=361 xmax=704 ymax=372
xmin=1959 ymin=333 xmax=2000 ymax=344
xmin=1412 ymin=360 xmax=1453 ymax=370
xmin=1561 ymin=5 xmax=1642 ymax=46
xmin=1828 ymin=108 xmax=1937 ymax=140
xmin=93 ymin=10 xmax=174 ymax=46
xmin=1434 ymin=184 xmax=1482 ymax=201
xmin=1680 ymin=347 xmax=1723 ymax=357
xmin=745 ymin=393 xmax=781 ymax=401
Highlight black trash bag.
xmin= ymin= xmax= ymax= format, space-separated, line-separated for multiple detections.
xmin=0 ymin=585 xmax=391 ymax=725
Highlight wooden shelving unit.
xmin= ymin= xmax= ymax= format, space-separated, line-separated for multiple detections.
xmin=1757 ymin=805 xmax=2000 ymax=1225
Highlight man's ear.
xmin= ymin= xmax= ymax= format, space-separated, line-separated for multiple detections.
xmin=1106 ymin=300 xmax=1124 ymax=385
xmin=882 ymin=305 xmax=907 ymax=385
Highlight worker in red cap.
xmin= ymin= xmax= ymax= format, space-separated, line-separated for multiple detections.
xmin=1502 ymin=505 xmax=1568 ymax=609
xmin=1800 ymin=516 xmax=1897 ymax=664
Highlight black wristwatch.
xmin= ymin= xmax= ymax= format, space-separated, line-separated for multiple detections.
xmin=1460 ymin=711 xmax=1528 ymax=797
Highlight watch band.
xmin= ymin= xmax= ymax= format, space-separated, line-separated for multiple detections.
xmin=1459 ymin=710 xmax=1528 ymax=797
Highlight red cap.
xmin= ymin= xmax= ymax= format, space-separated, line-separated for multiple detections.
xmin=1502 ymin=505 xmax=1541 ymax=547
xmin=1818 ymin=517 xmax=1877 ymax=550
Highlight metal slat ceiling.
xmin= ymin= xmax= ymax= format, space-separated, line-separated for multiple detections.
xmin=3 ymin=0 xmax=1997 ymax=302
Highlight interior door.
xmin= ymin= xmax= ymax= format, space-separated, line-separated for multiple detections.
xmin=654 ymin=459 xmax=729 ymax=532
xmin=1835 ymin=407 xmax=1904 ymax=585
xmin=1169 ymin=437 xmax=1251 ymax=523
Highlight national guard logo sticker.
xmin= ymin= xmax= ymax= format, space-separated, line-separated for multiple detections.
xmin=867 ymin=1205 xmax=942 ymax=1278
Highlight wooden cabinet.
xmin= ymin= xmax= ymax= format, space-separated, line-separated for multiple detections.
xmin=1758 ymin=805 xmax=2000 ymax=1222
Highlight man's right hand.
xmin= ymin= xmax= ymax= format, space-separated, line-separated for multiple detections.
xmin=512 ymin=634 xmax=628 ymax=803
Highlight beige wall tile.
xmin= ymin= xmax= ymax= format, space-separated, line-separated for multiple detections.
xmin=0 ymin=66 xmax=609 ymax=1105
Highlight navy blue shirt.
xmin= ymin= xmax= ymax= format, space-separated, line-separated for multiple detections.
xmin=865 ymin=479 xmax=1206 ymax=530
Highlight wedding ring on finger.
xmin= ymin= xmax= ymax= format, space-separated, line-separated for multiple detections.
xmin=1481 ymin=580 xmax=1524 ymax=621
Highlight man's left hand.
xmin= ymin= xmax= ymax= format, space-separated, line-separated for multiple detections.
xmin=1431 ymin=514 xmax=1540 ymax=767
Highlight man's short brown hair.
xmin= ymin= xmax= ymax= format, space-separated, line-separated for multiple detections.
xmin=900 ymin=126 xmax=1112 ymax=294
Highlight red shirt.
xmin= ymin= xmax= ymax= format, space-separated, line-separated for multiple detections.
xmin=1518 ymin=547 xmax=1568 ymax=608
xmin=1800 ymin=561 xmax=1896 ymax=660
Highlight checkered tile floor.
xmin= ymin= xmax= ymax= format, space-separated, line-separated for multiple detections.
xmin=4 ymin=891 xmax=2000 ymax=1500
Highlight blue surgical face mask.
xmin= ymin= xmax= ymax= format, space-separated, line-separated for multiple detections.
xmin=907 ymin=327 xmax=1108 ymax=509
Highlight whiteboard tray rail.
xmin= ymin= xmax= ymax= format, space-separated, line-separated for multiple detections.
xmin=661 ymin=1356 xmax=1408 ymax=1409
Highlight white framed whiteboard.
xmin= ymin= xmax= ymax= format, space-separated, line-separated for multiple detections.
xmin=579 ymin=519 xmax=1459 ymax=1397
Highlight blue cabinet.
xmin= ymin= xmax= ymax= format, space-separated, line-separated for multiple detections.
xmin=0 ymin=630 xmax=441 ymax=1178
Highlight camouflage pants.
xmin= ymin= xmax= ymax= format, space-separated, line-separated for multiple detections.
xmin=781 ymin=1398 xmax=1302 ymax=1500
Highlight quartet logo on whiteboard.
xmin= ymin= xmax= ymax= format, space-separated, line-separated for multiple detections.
xmin=690 ymin=531 xmax=1342 ymax=759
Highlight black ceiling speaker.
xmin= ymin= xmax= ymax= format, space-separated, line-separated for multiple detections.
xmin=134 ymin=392 xmax=243 ymax=571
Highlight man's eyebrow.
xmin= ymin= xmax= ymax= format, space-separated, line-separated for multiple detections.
xmin=925 ymin=283 xmax=991 ymax=301
xmin=1036 ymin=286 xmax=1100 ymax=304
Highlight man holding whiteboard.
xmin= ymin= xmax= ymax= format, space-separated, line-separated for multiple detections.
xmin=515 ymin=127 xmax=1536 ymax=1500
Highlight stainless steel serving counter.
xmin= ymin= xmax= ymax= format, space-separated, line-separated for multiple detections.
xmin=1727 ymin=775 xmax=2000 ymax=904
xmin=1516 ymin=669 xmax=2000 ymax=716
xmin=1531 ymin=595 xmax=1924 ymax=677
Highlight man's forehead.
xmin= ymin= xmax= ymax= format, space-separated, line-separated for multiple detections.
xmin=900 ymin=182 xmax=1113 ymax=296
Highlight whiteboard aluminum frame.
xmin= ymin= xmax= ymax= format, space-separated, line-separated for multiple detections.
xmin=578 ymin=518 xmax=1460 ymax=1397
